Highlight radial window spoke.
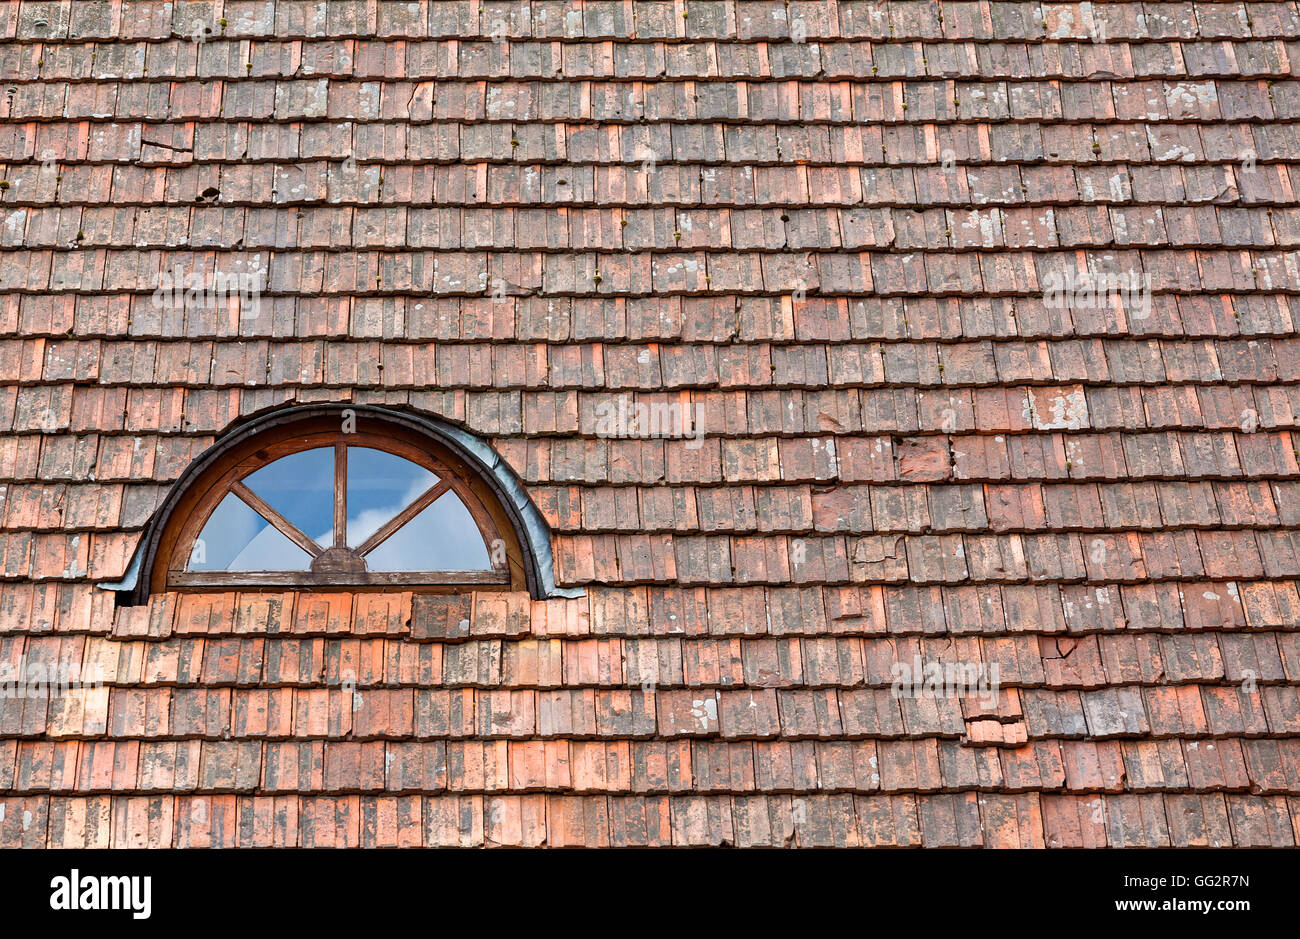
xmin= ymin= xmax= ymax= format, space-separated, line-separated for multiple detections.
xmin=189 ymin=493 xmax=314 ymax=572
xmin=242 ymin=447 xmax=335 ymax=546
xmin=346 ymin=447 xmax=439 ymax=549
xmin=364 ymin=490 xmax=493 ymax=572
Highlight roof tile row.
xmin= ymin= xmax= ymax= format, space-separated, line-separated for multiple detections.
xmin=3 ymin=790 xmax=1297 ymax=848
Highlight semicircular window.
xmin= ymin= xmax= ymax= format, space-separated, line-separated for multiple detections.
xmin=174 ymin=436 xmax=506 ymax=588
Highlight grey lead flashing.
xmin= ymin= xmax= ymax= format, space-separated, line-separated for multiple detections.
xmin=433 ymin=419 xmax=586 ymax=601
xmin=100 ymin=403 xmax=584 ymax=603
xmin=98 ymin=543 xmax=143 ymax=595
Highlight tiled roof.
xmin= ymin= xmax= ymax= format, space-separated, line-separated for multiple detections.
xmin=2 ymin=0 xmax=1300 ymax=847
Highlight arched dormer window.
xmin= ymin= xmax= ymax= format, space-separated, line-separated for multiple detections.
xmin=106 ymin=405 xmax=579 ymax=602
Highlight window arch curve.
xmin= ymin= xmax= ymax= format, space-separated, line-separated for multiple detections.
xmin=107 ymin=404 xmax=580 ymax=603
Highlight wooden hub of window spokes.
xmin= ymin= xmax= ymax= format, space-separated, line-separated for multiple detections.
xmin=311 ymin=547 xmax=368 ymax=574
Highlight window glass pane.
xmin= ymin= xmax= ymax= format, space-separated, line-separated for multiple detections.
xmin=346 ymin=447 xmax=438 ymax=548
xmin=364 ymin=491 xmax=492 ymax=571
xmin=189 ymin=493 xmax=313 ymax=571
xmin=242 ymin=447 xmax=334 ymax=546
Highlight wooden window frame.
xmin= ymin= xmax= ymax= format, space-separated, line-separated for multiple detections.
xmin=157 ymin=417 xmax=519 ymax=592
